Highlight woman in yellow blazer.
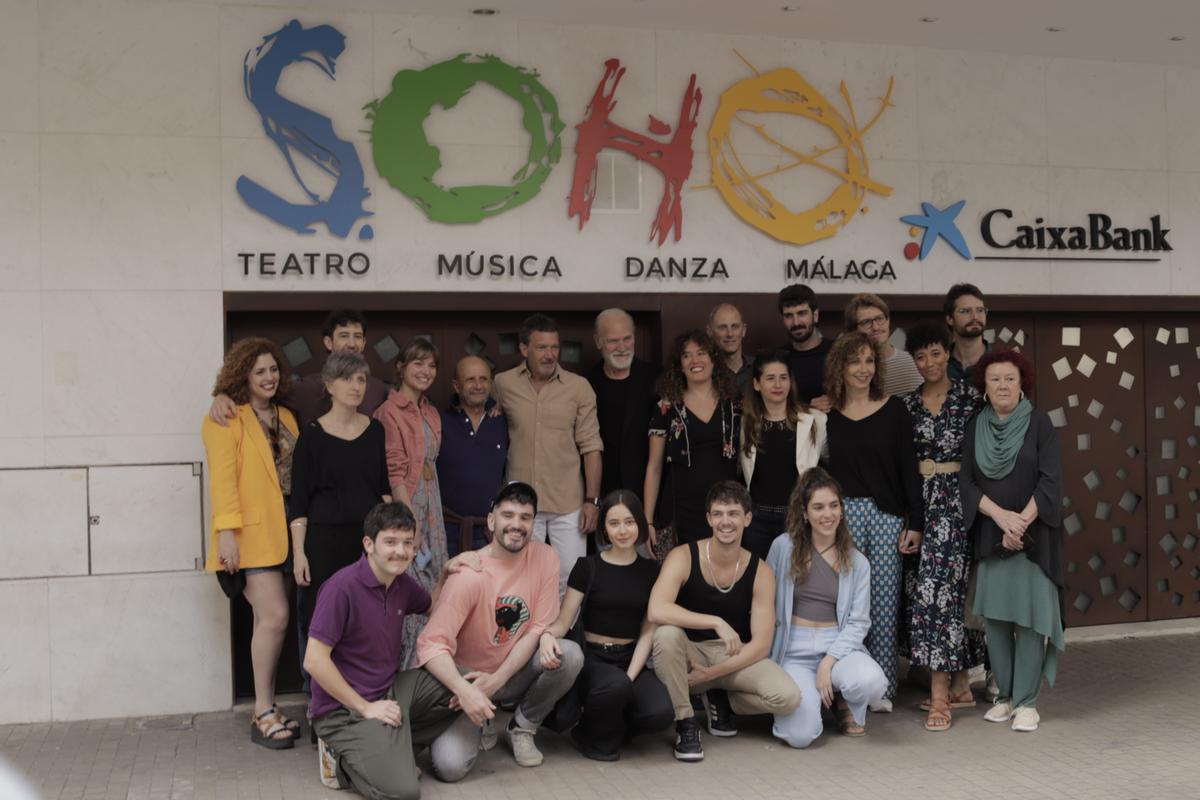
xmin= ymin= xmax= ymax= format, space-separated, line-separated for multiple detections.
xmin=203 ymin=337 xmax=300 ymax=750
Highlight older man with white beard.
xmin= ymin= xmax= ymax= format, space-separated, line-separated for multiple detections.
xmin=586 ymin=308 xmax=659 ymax=499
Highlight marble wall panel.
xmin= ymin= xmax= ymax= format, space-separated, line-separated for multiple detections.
xmin=0 ymin=0 xmax=38 ymax=133
xmin=916 ymin=49 xmax=1048 ymax=166
xmin=0 ymin=134 xmax=40 ymax=291
xmin=1046 ymin=58 xmax=1167 ymax=171
xmin=0 ymin=292 xmax=44 ymax=440
xmin=41 ymin=291 xmax=223 ymax=438
xmin=41 ymin=135 xmax=222 ymax=291
xmin=0 ymin=580 xmax=51 ymax=724
xmin=48 ymin=572 xmax=231 ymax=720
xmin=39 ymin=0 xmax=219 ymax=136
xmin=1166 ymin=66 xmax=1200 ymax=172
xmin=0 ymin=468 xmax=88 ymax=579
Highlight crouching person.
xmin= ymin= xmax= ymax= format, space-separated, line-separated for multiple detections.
xmin=767 ymin=468 xmax=887 ymax=748
xmin=416 ymin=481 xmax=583 ymax=776
xmin=649 ymin=481 xmax=801 ymax=762
xmin=305 ymin=502 xmax=479 ymax=800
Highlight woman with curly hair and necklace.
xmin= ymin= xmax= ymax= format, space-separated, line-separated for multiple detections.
xmin=644 ymin=330 xmax=741 ymax=554
xmin=767 ymin=468 xmax=886 ymax=747
xmin=823 ymin=331 xmax=924 ymax=711
xmin=202 ymin=337 xmax=300 ymax=749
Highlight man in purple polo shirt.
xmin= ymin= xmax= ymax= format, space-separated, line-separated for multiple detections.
xmin=304 ymin=502 xmax=478 ymax=798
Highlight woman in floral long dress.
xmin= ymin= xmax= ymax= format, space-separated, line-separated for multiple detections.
xmin=374 ymin=337 xmax=449 ymax=664
xmin=902 ymin=322 xmax=987 ymax=732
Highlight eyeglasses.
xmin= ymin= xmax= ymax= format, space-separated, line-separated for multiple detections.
xmin=855 ymin=314 xmax=889 ymax=330
xmin=954 ymin=305 xmax=988 ymax=316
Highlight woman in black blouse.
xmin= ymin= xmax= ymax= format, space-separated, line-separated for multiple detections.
xmin=644 ymin=330 xmax=740 ymax=553
xmin=740 ymin=349 xmax=827 ymax=560
xmin=539 ymin=490 xmax=673 ymax=760
xmin=823 ymin=331 xmax=924 ymax=710
xmin=288 ymin=351 xmax=392 ymax=687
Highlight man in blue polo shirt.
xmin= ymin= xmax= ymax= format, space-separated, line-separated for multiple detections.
xmin=305 ymin=502 xmax=479 ymax=797
xmin=438 ymin=355 xmax=508 ymax=556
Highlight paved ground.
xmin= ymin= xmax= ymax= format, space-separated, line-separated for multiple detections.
xmin=3 ymin=632 xmax=1197 ymax=800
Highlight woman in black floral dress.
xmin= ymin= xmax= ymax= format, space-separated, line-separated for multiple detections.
xmin=902 ymin=322 xmax=988 ymax=732
xmin=643 ymin=329 xmax=740 ymax=553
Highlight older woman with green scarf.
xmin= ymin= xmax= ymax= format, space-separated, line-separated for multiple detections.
xmin=960 ymin=349 xmax=1064 ymax=733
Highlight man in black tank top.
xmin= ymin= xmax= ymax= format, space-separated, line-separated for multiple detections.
xmin=648 ymin=481 xmax=801 ymax=761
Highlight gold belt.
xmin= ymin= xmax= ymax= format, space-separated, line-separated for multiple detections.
xmin=918 ymin=459 xmax=961 ymax=477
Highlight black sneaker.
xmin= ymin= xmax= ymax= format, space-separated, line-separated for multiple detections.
xmin=689 ymin=693 xmax=705 ymax=714
xmin=702 ymin=689 xmax=738 ymax=737
xmin=673 ymin=717 xmax=704 ymax=762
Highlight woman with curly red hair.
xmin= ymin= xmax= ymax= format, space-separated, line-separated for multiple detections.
xmin=202 ymin=337 xmax=299 ymax=749
xmin=961 ymin=350 xmax=1065 ymax=733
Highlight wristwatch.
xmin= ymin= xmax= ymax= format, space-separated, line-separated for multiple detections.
xmin=587 ymin=497 xmax=601 ymax=507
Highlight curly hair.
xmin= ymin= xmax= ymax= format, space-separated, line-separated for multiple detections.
xmin=904 ymin=319 xmax=953 ymax=356
xmin=211 ymin=337 xmax=291 ymax=405
xmin=784 ymin=467 xmax=854 ymax=582
xmin=973 ymin=348 xmax=1035 ymax=397
xmin=655 ymin=329 xmax=736 ymax=403
xmin=824 ymin=331 xmax=884 ymax=409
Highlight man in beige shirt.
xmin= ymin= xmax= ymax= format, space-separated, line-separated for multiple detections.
xmin=493 ymin=313 xmax=603 ymax=589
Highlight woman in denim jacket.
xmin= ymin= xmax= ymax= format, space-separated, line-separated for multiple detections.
xmin=766 ymin=468 xmax=887 ymax=747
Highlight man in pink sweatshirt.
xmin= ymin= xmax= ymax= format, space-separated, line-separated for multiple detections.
xmin=417 ymin=482 xmax=583 ymax=775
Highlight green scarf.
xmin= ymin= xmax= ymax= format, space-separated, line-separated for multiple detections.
xmin=975 ymin=397 xmax=1033 ymax=479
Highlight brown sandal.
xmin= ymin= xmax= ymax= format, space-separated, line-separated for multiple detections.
xmin=835 ymin=704 xmax=866 ymax=737
xmin=251 ymin=708 xmax=296 ymax=750
xmin=924 ymin=700 xmax=952 ymax=732
xmin=919 ymin=688 xmax=976 ymax=711
xmin=267 ymin=706 xmax=302 ymax=736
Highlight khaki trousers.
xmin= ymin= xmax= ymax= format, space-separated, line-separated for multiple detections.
xmin=651 ymin=625 xmax=801 ymax=720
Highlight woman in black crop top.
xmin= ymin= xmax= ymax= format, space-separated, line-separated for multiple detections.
xmin=823 ymin=331 xmax=923 ymax=708
xmin=538 ymin=491 xmax=672 ymax=760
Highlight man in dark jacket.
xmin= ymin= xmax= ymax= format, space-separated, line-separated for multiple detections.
xmin=586 ymin=308 xmax=658 ymax=500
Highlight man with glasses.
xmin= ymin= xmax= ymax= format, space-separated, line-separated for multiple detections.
xmin=944 ymin=283 xmax=991 ymax=381
xmin=843 ymin=293 xmax=923 ymax=397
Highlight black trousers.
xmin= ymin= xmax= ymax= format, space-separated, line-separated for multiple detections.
xmin=576 ymin=642 xmax=674 ymax=756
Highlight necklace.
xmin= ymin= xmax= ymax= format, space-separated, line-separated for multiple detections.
xmin=705 ymin=541 xmax=742 ymax=594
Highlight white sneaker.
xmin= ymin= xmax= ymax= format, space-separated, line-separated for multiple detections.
xmin=868 ymin=697 xmax=893 ymax=713
xmin=1010 ymin=706 xmax=1040 ymax=732
xmin=503 ymin=723 xmax=544 ymax=767
xmin=317 ymin=738 xmax=345 ymax=790
xmin=480 ymin=718 xmax=498 ymax=751
xmin=984 ymin=700 xmax=1014 ymax=723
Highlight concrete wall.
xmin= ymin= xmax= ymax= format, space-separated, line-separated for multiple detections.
xmin=2 ymin=0 xmax=1199 ymax=722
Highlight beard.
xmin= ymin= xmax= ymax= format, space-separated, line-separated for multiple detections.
xmin=494 ymin=526 xmax=530 ymax=553
xmin=604 ymin=351 xmax=634 ymax=371
xmin=789 ymin=325 xmax=815 ymax=344
xmin=955 ymin=322 xmax=984 ymax=340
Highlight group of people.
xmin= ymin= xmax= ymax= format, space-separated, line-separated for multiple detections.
xmin=202 ymin=281 xmax=1066 ymax=799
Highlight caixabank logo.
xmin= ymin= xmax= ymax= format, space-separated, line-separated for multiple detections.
xmin=900 ymin=200 xmax=1171 ymax=263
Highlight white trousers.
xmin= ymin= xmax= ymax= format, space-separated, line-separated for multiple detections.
xmin=772 ymin=625 xmax=887 ymax=749
xmin=533 ymin=507 xmax=584 ymax=594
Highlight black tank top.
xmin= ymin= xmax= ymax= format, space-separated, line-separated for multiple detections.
xmin=677 ymin=540 xmax=758 ymax=643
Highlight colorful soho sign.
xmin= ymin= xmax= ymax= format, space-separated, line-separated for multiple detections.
xmin=239 ymin=20 xmax=893 ymax=247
